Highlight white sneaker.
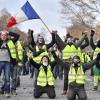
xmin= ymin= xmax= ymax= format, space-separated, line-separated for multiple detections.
xmin=4 ymin=93 xmax=11 ymax=98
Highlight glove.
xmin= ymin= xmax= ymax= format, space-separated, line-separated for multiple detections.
xmin=82 ymin=32 xmax=87 ymax=37
xmin=91 ymin=30 xmax=95 ymax=37
xmin=96 ymin=53 xmax=100 ymax=61
xmin=51 ymin=30 xmax=57 ymax=35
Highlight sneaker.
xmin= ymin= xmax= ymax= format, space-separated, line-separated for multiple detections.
xmin=61 ymin=90 xmax=67 ymax=95
xmin=5 ymin=93 xmax=11 ymax=98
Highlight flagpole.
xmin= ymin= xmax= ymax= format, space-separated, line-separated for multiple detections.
xmin=40 ymin=18 xmax=51 ymax=34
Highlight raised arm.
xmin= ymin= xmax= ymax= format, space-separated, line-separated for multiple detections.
xmin=30 ymin=58 xmax=40 ymax=69
xmin=80 ymin=35 xmax=89 ymax=50
xmin=9 ymin=32 xmax=19 ymax=43
xmin=55 ymin=32 xmax=66 ymax=50
xmin=28 ymin=29 xmax=36 ymax=47
xmin=90 ymin=30 xmax=96 ymax=50
xmin=75 ymin=33 xmax=88 ymax=47
xmin=83 ymin=53 xmax=100 ymax=71
xmin=50 ymin=50 xmax=58 ymax=69
xmin=27 ymin=51 xmax=40 ymax=69
xmin=46 ymin=31 xmax=56 ymax=49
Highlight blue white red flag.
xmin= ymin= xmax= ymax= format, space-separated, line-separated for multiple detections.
xmin=7 ymin=1 xmax=40 ymax=28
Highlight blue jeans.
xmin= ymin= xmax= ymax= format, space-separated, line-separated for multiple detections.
xmin=26 ymin=61 xmax=34 ymax=78
xmin=10 ymin=64 xmax=17 ymax=91
xmin=0 ymin=61 xmax=10 ymax=93
xmin=53 ymin=64 xmax=63 ymax=80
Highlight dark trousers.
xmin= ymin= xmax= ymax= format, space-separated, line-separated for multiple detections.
xmin=10 ymin=65 xmax=17 ymax=91
xmin=60 ymin=60 xmax=69 ymax=91
xmin=26 ymin=61 xmax=34 ymax=78
xmin=53 ymin=64 xmax=63 ymax=80
xmin=67 ymin=86 xmax=87 ymax=100
xmin=34 ymin=86 xmax=56 ymax=99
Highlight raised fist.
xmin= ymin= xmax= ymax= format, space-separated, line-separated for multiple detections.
xmin=91 ymin=30 xmax=95 ymax=37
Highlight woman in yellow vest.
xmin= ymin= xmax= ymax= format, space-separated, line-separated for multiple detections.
xmin=67 ymin=54 xmax=100 ymax=100
xmin=28 ymin=52 xmax=58 ymax=99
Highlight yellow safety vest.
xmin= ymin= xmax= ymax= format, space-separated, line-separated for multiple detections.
xmin=81 ymin=52 xmax=91 ymax=63
xmin=77 ymin=47 xmax=82 ymax=57
xmin=62 ymin=45 xmax=77 ymax=60
xmin=7 ymin=40 xmax=16 ymax=59
xmin=93 ymin=47 xmax=100 ymax=59
xmin=81 ymin=52 xmax=85 ymax=63
xmin=33 ymin=45 xmax=48 ymax=63
xmin=85 ymin=54 xmax=91 ymax=62
xmin=37 ymin=65 xmax=55 ymax=87
xmin=68 ymin=65 xmax=85 ymax=85
xmin=16 ymin=41 xmax=23 ymax=61
xmin=76 ymin=47 xmax=84 ymax=62
xmin=49 ymin=52 xmax=54 ymax=62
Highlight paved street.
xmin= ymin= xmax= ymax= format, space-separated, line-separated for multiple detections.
xmin=0 ymin=71 xmax=100 ymax=100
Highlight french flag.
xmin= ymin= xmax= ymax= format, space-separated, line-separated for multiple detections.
xmin=7 ymin=1 xmax=40 ymax=28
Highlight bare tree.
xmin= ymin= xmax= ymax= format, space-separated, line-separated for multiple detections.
xmin=0 ymin=8 xmax=11 ymax=30
xmin=60 ymin=0 xmax=100 ymax=28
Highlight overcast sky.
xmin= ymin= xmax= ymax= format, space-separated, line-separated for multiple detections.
xmin=0 ymin=0 xmax=67 ymax=37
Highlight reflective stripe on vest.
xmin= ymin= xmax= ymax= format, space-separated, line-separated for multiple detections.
xmin=36 ymin=45 xmax=47 ymax=52
xmin=81 ymin=53 xmax=91 ymax=63
xmin=37 ymin=66 xmax=54 ymax=87
xmin=68 ymin=65 xmax=85 ymax=84
xmin=93 ymin=47 xmax=100 ymax=59
xmin=33 ymin=45 xmax=48 ymax=63
xmin=7 ymin=40 xmax=16 ymax=59
xmin=81 ymin=52 xmax=86 ymax=63
xmin=49 ymin=53 xmax=54 ymax=62
xmin=33 ymin=51 xmax=48 ymax=63
xmin=17 ymin=41 xmax=23 ymax=60
xmin=77 ymin=47 xmax=82 ymax=59
xmin=85 ymin=55 xmax=91 ymax=62
xmin=62 ymin=45 xmax=77 ymax=60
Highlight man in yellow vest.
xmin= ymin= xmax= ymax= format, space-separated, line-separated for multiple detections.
xmin=73 ymin=37 xmax=90 ymax=63
xmin=0 ymin=31 xmax=19 ymax=97
xmin=10 ymin=40 xmax=23 ymax=95
xmin=55 ymin=32 xmax=89 ymax=95
xmin=28 ymin=51 xmax=58 ymax=99
xmin=29 ymin=29 xmax=56 ymax=63
xmin=16 ymin=40 xmax=23 ymax=87
xmin=90 ymin=30 xmax=100 ymax=91
xmin=67 ymin=54 xmax=100 ymax=100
